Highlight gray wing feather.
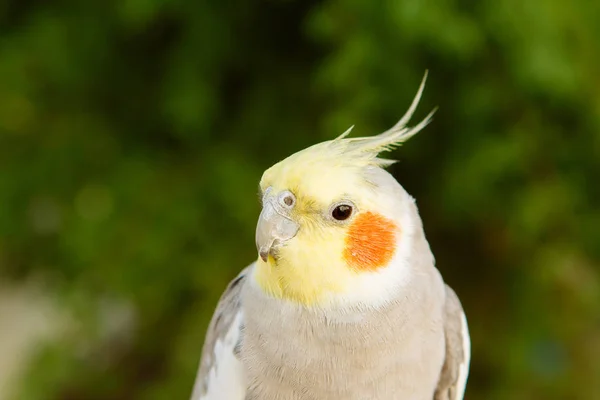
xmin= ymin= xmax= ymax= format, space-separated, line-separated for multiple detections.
xmin=190 ymin=266 xmax=250 ymax=399
xmin=434 ymin=285 xmax=471 ymax=400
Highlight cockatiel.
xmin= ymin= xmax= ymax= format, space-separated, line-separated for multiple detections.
xmin=191 ymin=74 xmax=470 ymax=400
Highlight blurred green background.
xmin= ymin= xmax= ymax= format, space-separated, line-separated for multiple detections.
xmin=0 ymin=0 xmax=599 ymax=399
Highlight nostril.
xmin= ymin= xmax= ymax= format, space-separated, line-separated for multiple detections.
xmin=278 ymin=191 xmax=296 ymax=208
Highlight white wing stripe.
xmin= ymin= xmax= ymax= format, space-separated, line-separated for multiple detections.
xmin=197 ymin=311 xmax=246 ymax=400
xmin=454 ymin=311 xmax=471 ymax=400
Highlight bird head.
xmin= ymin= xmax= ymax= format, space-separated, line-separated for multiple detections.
xmin=253 ymin=74 xmax=435 ymax=308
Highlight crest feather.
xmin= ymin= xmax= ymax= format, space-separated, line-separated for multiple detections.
xmin=331 ymin=71 xmax=435 ymax=168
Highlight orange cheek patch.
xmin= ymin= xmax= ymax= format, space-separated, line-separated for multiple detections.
xmin=343 ymin=211 xmax=397 ymax=271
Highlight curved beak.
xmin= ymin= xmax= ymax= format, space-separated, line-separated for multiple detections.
xmin=255 ymin=200 xmax=299 ymax=262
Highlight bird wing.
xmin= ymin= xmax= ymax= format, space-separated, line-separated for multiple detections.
xmin=190 ymin=265 xmax=251 ymax=400
xmin=434 ymin=285 xmax=471 ymax=400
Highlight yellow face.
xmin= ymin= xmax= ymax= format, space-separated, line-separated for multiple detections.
xmin=253 ymin=145 xmax=400 ymax=306
xmin=250 ymin=74 xmax=432 ymax=307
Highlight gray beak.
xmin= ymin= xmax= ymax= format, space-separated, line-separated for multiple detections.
xmin=255 ymin=195 xmax=299 ymax=262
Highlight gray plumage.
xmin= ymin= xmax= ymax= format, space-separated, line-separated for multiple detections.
xmin=191 ymin=201 xmax=470 ymax=400
xmin=191 ymin=75 xmax=470 ymax=399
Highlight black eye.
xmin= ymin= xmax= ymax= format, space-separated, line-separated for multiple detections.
xmin=332 ymin=204 xmax=353 ymax=221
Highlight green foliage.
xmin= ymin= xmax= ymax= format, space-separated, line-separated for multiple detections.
xmin=0 ymin=0 xmax=598 ymax=398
